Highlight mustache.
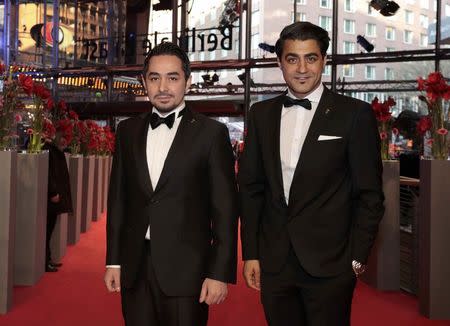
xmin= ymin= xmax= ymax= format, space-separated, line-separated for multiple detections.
xmin=155 ymin=93 xmax=173 ymax=97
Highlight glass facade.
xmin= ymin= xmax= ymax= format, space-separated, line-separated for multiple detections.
xmin=0 ymin=0 xmax=448 ymax=118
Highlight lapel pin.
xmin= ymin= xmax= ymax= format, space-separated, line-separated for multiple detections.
xmin=325 ymin=108 xmax=331 ymax=115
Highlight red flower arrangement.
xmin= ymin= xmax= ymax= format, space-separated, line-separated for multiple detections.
xmin=0 ymin=63 xmax=27 ymax=150
xmin=417 ymin=72 xmax=450 ymax=160
xmin=18 ymin=74 xmax=54 ymax=153
xmin=47 ymin=98 xmax=75 ymax=151
xmin=371 ymin=96 xmax=396 ymax=160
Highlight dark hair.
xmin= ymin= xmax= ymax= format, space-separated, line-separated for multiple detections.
xmin=275 ymin=22 xmax=330 ymax=59
xmin=142 ymin=42 xmax=191 ymax=80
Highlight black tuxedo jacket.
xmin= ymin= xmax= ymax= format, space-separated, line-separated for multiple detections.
xmin=239 ymin=86 xmax=385 ymax=277
xmin=43 ymin=142 xmax=73 ymax=216
xmin=106 ymin=108 xmax=238 ymax=296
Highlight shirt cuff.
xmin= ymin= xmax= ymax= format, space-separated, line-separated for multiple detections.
xmin=106 ymin=265 xmax=121 ymax=268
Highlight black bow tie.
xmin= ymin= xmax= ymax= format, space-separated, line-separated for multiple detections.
xmin=283 ymin=96 xmax=312 ymax=110
xmin=150 ymin=109 xmax=185 ymax=129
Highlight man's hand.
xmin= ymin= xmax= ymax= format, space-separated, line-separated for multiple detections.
xmin=243 ymin=260 xmax=261 ymax=291
xmin=199 ymin=278 xmax=228 ymax=305
xmin=104 ymin=267 xmax=121 ymax=292
xmin=50 ymin=194 xmax=60 ymax=203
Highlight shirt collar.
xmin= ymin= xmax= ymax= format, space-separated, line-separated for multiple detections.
xmin=152 ymin=102 xmax=186 ymax=118
xmin=287 ymin=83 xmax=324 ymax=104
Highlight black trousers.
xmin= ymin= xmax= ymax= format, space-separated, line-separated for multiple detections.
xmin=261 ymin=248 xmax=357 ymax=326
xmin=46 ymin=211 xmax=58 ymax=264
xmin=121 ymin=241 xmax=209 ymax=326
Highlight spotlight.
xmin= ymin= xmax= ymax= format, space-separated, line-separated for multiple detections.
xmin=238 ymin=72 xmax=256 ymax=87
xmin=219 ymin=0 xmax=240 ymax=28
xmin=369 ymin=0 xmax=399 ymax=16
xmin=258 ymin=43 xmax=275 ymax=53
xmin=153 ymin=0 xmax=171 ymax=11
xmin=201 ymin=73 xmax=211 ymax=84
xmin=356 ymin=35 xmax=374 ymax=53
xmin=211 ymin=72 xmax=219 ymax=83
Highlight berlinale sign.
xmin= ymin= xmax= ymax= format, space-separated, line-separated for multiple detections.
xmin=30 ymin=23 xmax=233 ymax=61
xmin=142 ymin=26 xmax=233 ymax=54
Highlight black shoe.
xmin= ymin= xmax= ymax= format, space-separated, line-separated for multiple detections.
xmin=50 ymin=261 xmax=63 ymax=267
xmin=46 ymin=264 xmax=58 ymax=272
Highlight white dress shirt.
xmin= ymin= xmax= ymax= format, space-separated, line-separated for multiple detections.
xmin=106 ymin=103 xmax=185 ymax=269
xmin=280 ymin=84 xmax=324 ymax=203
xmin=144 ymin=103 xmax=185 ymax=239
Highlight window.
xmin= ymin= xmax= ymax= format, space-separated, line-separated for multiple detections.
xmin=343 ymin=64 xmax=354 ymax=78
xmin=405 ymin=10 xmax=414 ymax=24
xmin=385 ymin=68 xmax=395 ymax=80
xmin=366 ymin=23 xmax=377 ymax=37
xmin=343 ymin=41 xmax=355 ymax=54
xmin=344 ymin=0 xmax=355 ymax=12
xmin=386 ymin=47 xmax=395 ymax=52
xmin=420 ymin=34 xmax=429 ymax=47
xmin=319 ymin=16 xmax=332 ymax=31
xmin=420 ymin=0 xmax=429 ymax=9
xmin=446 ymin=4 xmax=450 ymax=16
xmin=420 ymin=14 xmax=429 ymax=28
xmin=327 ymin=41 xmax=332 ymax=55
xmin=322 ymin=65 xmax=331 ymax=76
xmin=251 ymin=33 xmax=260 ymax=50
xmin=344 ymin=19 xmax=355 ymax=34
xmin=320 ymin=0 xmax=332 ymax=9
xmin=404 ymin=30 xmax=413 ymax=44
xmin=294 ymin=12 xmax=307 ymax=21
xmin=252 ymin=11 xmax=260 ymax=27
xmin=364 ymin=93 xmax=377 ymax=103
xmin=365 ymin=66 xmax=376 ymax=80
xmin=297 ymin=0 xmax=306 ymax=4
xmin=386 ymin=27 xmax=395 ymax=40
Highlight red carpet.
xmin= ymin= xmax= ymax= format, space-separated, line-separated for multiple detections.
xmin=1 ymin=213 xmax=450 ymax=326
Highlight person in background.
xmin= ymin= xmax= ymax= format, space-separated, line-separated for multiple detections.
xmin=43 ymin=138 xmax=72 ymax=272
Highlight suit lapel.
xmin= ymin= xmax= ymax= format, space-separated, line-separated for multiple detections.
xmin=288 ymin=86 xmax=335 ymax=207
xmin=154 ymin=107 xmax=200 ymax=193
xmin=133 ymin=112 xmax=154 ymax=197
xmin=268 ymin=94 xmax=286 ymax=202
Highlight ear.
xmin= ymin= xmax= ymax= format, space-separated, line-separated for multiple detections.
xmin=141 ymin=74 xmax=147 ymax=94
xmin=322 ymin=55 xmax=328 ymax=70
xmin=185 ymin=75 xmax=192 ymax=92
xmin=277 ymin=58 xmax=282 ymax=70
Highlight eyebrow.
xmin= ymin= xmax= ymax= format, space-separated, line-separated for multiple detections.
xmin=148 ymin=71 xmax=181 ymax=76
xmin=285 ymin=52 xmax=319 ymax=58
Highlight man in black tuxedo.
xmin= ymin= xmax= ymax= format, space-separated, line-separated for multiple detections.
xmin=239 ymin=22 xmax=385 ymax=325
xmin=43 ymin=140 xmax=73 ymax=272
xmin=104 ymin=42 xmax=238 ymax=326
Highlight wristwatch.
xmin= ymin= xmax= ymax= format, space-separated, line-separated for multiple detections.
xmin=352 ymin=260 xmax=366 ymax=276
